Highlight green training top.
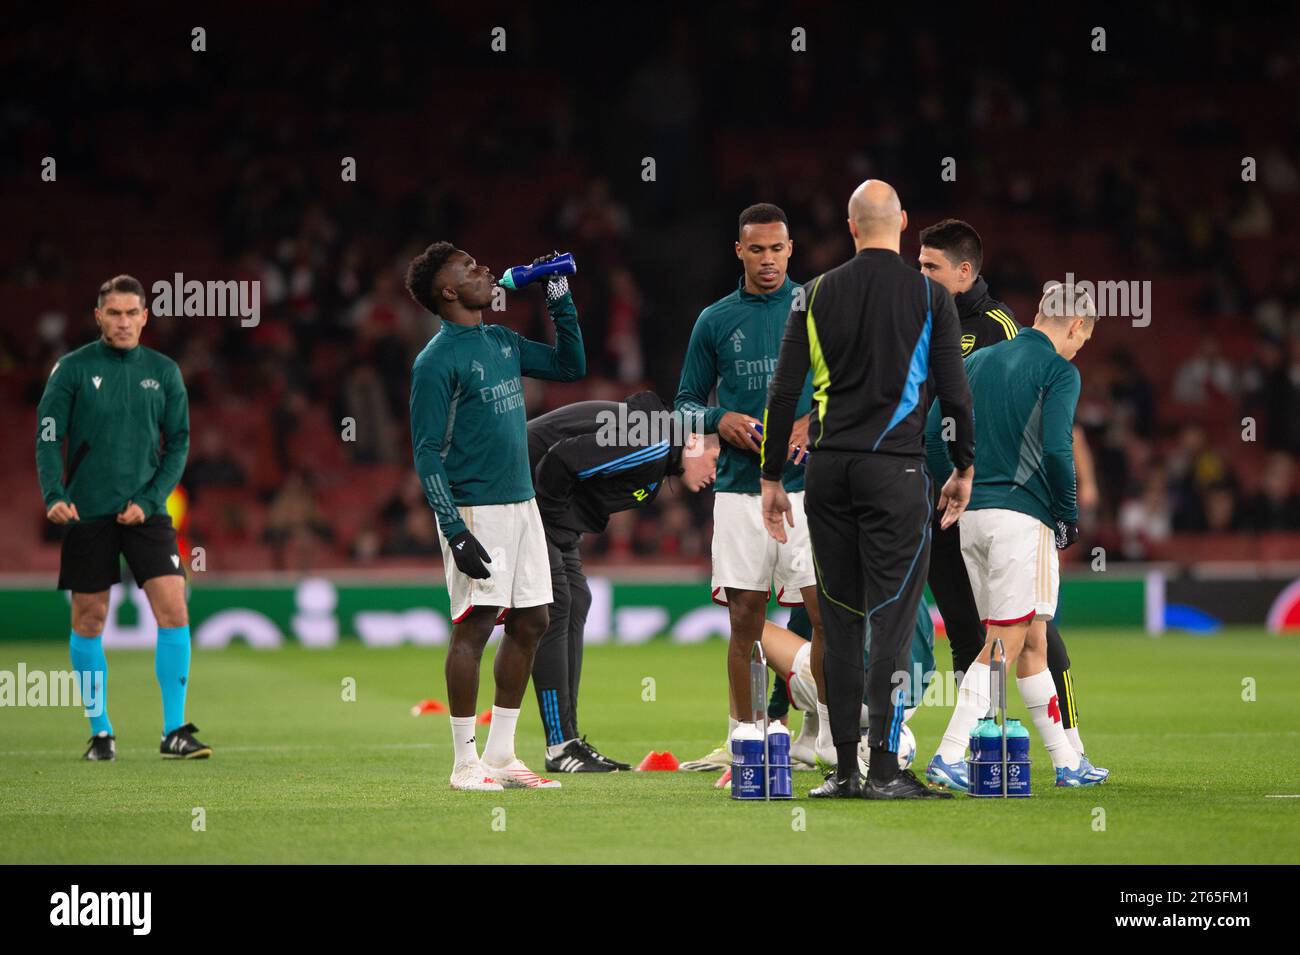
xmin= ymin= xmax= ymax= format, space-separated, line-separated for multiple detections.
xmin=674 ymin=276 xmax=812 ymax=494
xmin=410 ymin=293 xmax=585 ymax=539
xmin=925 ymin=326 xmax=1079 ymax=529
xmin=35 ymin=338 xmax=190 ymax=522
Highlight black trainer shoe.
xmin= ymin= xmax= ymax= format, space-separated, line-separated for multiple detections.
xmin=862 ymin=768 xmax=953 ymax=800
xmin=545 ymin=739 xmax=613 ymax=773
xmin=83 ymin=732 xmax=116 ymax=761
xmin=160 ymin=723 xmax=212 ymax=759
xmin=577 ymin=736 xmax=631 ymax=771
xmin=809 ymin=771 xmax=865 ymax=798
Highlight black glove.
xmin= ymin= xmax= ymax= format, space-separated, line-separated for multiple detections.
xmin=530 ymin=250 xmax=562 ymax=267
xmin=448 ymin=530 xmax=492 ymax=579
xmin=1054 ymin=519 xmax=1079 ymax=550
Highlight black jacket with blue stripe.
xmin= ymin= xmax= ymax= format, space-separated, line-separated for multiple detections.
xmin=761 ymin=248 xmax=974 ymax=477
xmin=528 ymin=391 xmax=685 ymax=548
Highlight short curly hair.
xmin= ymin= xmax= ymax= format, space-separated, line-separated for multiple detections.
xmin=405 ymin=241 xmax=456 ymax=315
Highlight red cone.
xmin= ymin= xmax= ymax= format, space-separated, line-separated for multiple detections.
xmin=636 ymin=750 xmax=680 ymax=771
xmin=409 ymin=698 xmax=447 ymax=717
xmin=476 ymin=709 xmax=493 ymax=725
xmin=714 ymin=766 xmax=732 ymax=788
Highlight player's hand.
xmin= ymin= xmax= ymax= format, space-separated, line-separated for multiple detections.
xmin=46 ymin=501 xmax=80 ymax=524
xmin=789 ymin=415 xmax=810 ymax=465
xmin=530 ymin=251 xmax=571 ymax=302
xmin=937 ymin=467 xmax=973 ymax=530
xmin=761 ymin=478 xmax=794 ymax=545
xmin=116 ymin=502 xmax=146 ymax=525
xmin=1054 ymin=520 xmax=1080 ymax=550
xmin=448 ymin=530 xmax=493 ymax=580
xmin=719 ymin=411 xmax=762 ymax=453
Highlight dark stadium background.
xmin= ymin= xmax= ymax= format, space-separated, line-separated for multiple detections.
xmin=3 ymin=1 xmax=1298 ymax=581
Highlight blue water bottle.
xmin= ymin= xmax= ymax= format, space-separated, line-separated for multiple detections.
xmin=730 ymin=722 xmax=766 ymax=800
xmin=766 ymin=721 xmax=793 ymax=799
xmin=497 ymin=252 xmax=577 ymax=290
xmin=1005 ymin=719 xmax=1032 ymax=797
xmin=968 ymin=718 xmax=1004 ymax=797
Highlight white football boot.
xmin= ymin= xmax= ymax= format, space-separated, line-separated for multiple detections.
xmin=481 ymin=757 xmax=562 ymax=789
xmin=450 ymin=758 xmax=504 ymax=792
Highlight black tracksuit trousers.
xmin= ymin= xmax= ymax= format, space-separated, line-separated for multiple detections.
xmin=531 ymin=539 xmax=592 ymax=746
xmin=805 ymin=450 xmax=931 ymax=753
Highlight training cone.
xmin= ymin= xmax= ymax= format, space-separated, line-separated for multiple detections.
xmin=636 ymin=751 xmax=680 ymax=771
xmin=409 ymin=698 xmax=447 ymax=717
xmin=476 ymin=709 xmax=493 ymax=726
xmin=714 ymin=766 xmax=732 ymax=788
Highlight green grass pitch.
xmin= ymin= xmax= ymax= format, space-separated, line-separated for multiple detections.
xmin=1 ymin=628 xmax=1297 ymax=863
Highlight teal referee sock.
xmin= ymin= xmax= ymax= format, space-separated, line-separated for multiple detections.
xmin=69 ymin=632 xmax=113 ymax=737
xmin=155 ymin=626 xmax=192 ymax=735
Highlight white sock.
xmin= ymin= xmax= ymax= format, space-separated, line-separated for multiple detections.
xmin=815 ymin=702 xmax=833 ymax=753
xmin=547 ymin=738 xmax=577 ymax=759
xmin=481 ymin=705 xmax=520 ymax=767
xmin=450 ymin=715 xmax=478 ymax=765
xmin=1018 ymin=670 xmax=1079 ymax=770
xmin=937 ymin=662 xmax=990 ymax=763
xmin=1065 ymin=726 xmax=1084 ymax=755
xmin=794 ymin=707 xmax=818 ymax=743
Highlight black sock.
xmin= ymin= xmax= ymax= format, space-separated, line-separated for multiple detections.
xmin=869 ymin=747 xmax=898 ymax=782
xmin=835 ymin=742 xmax=858 ymax=782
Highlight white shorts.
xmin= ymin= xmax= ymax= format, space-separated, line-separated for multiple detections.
xmin=711 ymin=491 xmax=816 ymax=606
xmin=787 ymin=641 xmax=820 ymax=712
xmin=958 ymin=508 xmax=1059 ymax=625
xmin=438 ymin=499 xmax=553 ymax=623
xmin=786 ymin=642 xmax=892 ymax=726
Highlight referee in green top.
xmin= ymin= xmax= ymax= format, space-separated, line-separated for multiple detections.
xmin=36 ymin=275 xmax=207 ymax=761
xmin=760 ymin=181 xmax=974 ymax=800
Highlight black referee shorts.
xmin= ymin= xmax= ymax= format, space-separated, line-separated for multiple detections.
xmin=58 ymin=515 xmax=184 ymax=593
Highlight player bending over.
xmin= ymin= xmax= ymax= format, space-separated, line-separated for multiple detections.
xmin=528 ymin=392 xmax=721 ymax=771
xmin=407 ymin=245 xmax=585 ymax=791
xmin=924 ymin=283 xmax=1108 ymax=791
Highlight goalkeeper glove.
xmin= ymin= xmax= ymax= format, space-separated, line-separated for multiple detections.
xmin=532 ymin=251 xmax=570 ymax=302
xmin=1054 ymin=519 xmax=1079 ymax=550
xmin=448 ymin=530 xmax=492 ymax=580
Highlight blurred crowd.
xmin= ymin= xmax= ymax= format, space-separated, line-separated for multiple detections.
xmin=3 ymin=4 xmax=1298 ymax=571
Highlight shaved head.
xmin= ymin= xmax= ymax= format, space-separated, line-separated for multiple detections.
xmin=847 ymin=179 xmax=906 ymax=251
